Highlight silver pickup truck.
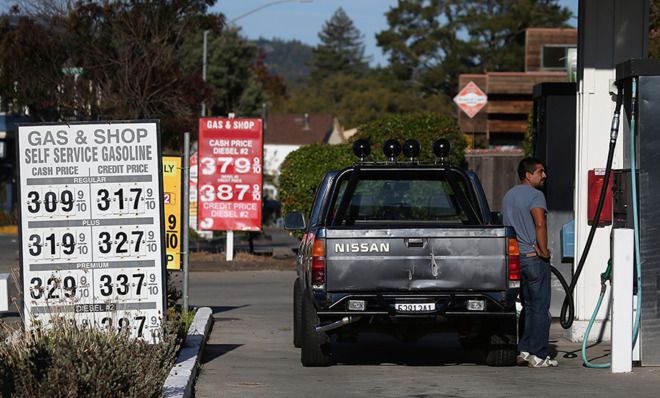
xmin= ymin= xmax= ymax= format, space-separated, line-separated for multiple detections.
xmin=286 ymin=150 xmax=520 ymax=367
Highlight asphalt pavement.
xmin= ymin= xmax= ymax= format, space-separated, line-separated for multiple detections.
xmin=191 ymin=270 xmax=660 ymax=398
xmin=3 ymin=230 xmax=660 ymax=397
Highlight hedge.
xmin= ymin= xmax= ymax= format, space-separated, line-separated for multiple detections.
xmin=279 ymin=143 xmax=354 ymax=217
xmin=278 ymin=112 xmax=466 ymax=220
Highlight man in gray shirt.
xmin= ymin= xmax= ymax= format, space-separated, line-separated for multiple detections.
xmin=502 ymin=157 xmax=558 ymax=368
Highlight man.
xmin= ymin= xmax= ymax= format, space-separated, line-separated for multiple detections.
xmin=502 ymin=157 xmax=558 ymax=368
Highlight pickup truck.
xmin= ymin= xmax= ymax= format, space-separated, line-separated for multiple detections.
xmin=285 ymin=141 xmax=520 ymax=367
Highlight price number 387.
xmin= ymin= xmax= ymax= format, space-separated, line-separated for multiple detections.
xmin=199 ymin=184 xmax=261 ymax=202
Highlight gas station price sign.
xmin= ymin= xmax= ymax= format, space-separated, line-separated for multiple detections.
xmin=198 ymin=118 xmax=263 ymax=231
xmin=17 ymin=121 xmax=166 ymax=343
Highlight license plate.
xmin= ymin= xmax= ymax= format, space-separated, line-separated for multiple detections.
xmin=395 ymin=303 xmax=435 ymax=312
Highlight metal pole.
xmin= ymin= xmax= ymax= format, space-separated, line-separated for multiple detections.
xmin=182 ymin=132 xmax=191 ymax=313
xmin=226 ymin=113 xmax=235 ymax=262
xmin=201 ymin=30 xmax=209 ymax=117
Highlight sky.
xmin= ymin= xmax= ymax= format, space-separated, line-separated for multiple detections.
xmin=213 ymin=0 xmax=579 ymax=67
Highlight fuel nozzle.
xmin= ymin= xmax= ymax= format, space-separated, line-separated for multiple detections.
xmin=610 ymin=85 xmax=623 ymax=143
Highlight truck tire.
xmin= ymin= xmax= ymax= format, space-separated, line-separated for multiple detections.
xmin=485 ymin=320 xmax=517 ymax=366
xmin=301 ymin=292 xmax=331 ymax=367
xmin=293 ymin=278 xmax=302 ymax=348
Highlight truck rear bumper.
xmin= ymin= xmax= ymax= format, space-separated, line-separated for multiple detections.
xmin=317 ymin=292 xmax=516 ymax=317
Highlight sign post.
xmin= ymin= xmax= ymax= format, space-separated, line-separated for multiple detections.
xmin=453 ymin=81 xmax=488 ymax=118
xmin=17 ymin=121 xmax=165 ymax=342
xmin=198 ymin=118 xmax=263 ymax=260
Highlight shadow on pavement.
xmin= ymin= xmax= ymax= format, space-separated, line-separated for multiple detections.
xmin=201 ymin=343 xmax=243 ymax=364
xmin=207 ymin=305 xmax=249 ymax=315
xmin=331 ymin=332 xmax=488 ymax=366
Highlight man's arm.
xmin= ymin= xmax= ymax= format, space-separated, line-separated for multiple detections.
xmin=531 ymin=207 xmax=550 ymax=259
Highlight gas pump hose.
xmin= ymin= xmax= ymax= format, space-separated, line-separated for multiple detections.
xmin=582 ymin=260 xmax=612 ymax=368
xmin=558 ymin=86 xmax=623 ymax=330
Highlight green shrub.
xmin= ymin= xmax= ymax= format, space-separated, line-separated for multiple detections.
xmin=0 ymin=315 xmax=186 ymax=398
xmin=278 ymin=112 xmax=466 ymax=222
xmin=353 ymin=112 xmax=466 ymax=166
xmin=279 ymin=143 xmax=354 ymax=217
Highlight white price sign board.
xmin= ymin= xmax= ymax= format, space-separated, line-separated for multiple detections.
xmin=17 ymin=121 xmax=165 ymax=342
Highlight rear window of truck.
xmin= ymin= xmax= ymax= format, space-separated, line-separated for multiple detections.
xmin=327 ymin=169 xmax=481 ymax=226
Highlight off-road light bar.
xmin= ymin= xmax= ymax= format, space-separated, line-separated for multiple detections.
xmin=383 ymin=139 xmax=402 ymax=161
xmin=402 ymin=139 xmax=420 ymax=161
xmin=432 ymin=138 xmax=451 ymax=162
xmin=352 ymin=139 xmax=371 ymax=161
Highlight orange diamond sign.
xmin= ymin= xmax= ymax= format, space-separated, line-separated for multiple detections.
xmin=453 ymin=81 xmax=488 ymax=118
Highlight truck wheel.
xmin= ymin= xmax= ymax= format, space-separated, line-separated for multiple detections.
xmin=485 ymin=321 xmax=517 ymax=366
xmin=301 ymin=292 xmax=331 ymax=367
xmin=293 ymin=278 xmax=302 ymax=348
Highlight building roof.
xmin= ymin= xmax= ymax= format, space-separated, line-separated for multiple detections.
xmin=263 ymin=113 xmax=334 ymax=145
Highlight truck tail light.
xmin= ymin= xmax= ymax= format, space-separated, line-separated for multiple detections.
xmin=507 ymin=237 xmax=521 ymax=284
xmin=311 ymin=238 xmax=326 ymax=288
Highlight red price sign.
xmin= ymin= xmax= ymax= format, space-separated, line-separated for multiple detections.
xmin=198 ymin=118 xmax=263 ymax=231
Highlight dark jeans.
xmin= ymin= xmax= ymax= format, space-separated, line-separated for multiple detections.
xmin=518 ymin=255 xmax=551 ymax=358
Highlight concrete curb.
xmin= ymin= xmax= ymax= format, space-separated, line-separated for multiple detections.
xmin=163 ymin=307 xmax=214 ymax=398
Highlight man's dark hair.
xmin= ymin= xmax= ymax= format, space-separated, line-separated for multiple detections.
xmin=518 ymin=157 xmax=544 ymax=180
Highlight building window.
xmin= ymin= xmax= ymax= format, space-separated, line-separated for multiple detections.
xmin=541 ymin=45 xmax=576 ymax=70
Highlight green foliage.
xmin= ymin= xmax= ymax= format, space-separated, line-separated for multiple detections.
xmin=309 ymin=7 xmax=369 ymax=81
xmin=353 ymin=112 xmax=466 ymax=166
xmin=278 ymin=112 xmax=466 ymax=221
xmin=0 ymin=1 xmax=220 ymax=148
xmin=650 ymin=0 xmax=660 ymax=59
xmin=255 ymin=38 xmax=312 ymax=86
xmin=281 ymin=70 xmax=452 ymax=129
xmin=279 ymin=144 xmax=354 ymax=217
xmin=206 ymin=27 xmax=260 ymax=116
xmin=0 ymin=316 xmax=186 ymax=398
xmin=376 ymin=0 xmax=572 ymax=96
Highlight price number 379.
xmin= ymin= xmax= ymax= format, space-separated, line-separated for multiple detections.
xmin=200 ymin=156 xmax=261 ymax=175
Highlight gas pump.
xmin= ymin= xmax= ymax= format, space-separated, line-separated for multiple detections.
xmin=565 ymin=60 xmax=660 ymax=372
xmin=611 ymin=59 xmax=660 ymax=367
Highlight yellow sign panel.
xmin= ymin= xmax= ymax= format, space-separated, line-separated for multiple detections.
xmin=163 ymin=156 xmax=182 ymax=270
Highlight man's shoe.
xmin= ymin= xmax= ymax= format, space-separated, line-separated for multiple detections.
xmin=527 ymin=354 xmax=558 ymax=368
xmin=516 ymin=351 xmax=530 ymax=366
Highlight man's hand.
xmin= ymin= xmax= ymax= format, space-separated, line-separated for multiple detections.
xmin=533 ymin=244 xmax=551 ymax=260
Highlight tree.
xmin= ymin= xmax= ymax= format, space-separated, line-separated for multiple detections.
xmin=0 ymin=0 xmax=221 ymax=148
xmin=180 ymin=27 xmax=287 ymax=118
xmin=309 ymin=7 xmax=369 ymax=81
xmin=281 ymin=70 xmax=452 ymax=129
xmin=376 ymin=0 xmax=572 ymax=96
xmin=650 ymin=0 xmax=660 ymax=59
xmin=254 ymin=38 xmax=313 ymax=86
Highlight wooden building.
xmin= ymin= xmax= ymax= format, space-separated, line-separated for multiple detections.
xmin=458 ymin=28 xmax=577 ymax=147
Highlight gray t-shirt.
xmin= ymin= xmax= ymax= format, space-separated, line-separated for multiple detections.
xmin=502 ymin=184 xmax=547 ymax=254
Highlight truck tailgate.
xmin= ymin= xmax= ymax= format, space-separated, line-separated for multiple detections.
xmin=325 ymin=227 xmax=508 ymax=292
